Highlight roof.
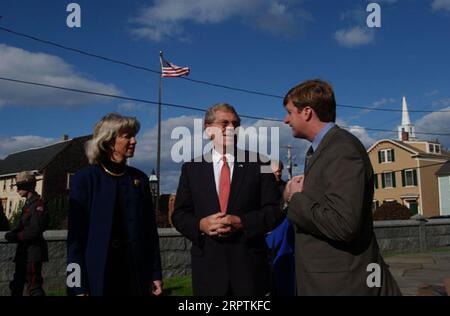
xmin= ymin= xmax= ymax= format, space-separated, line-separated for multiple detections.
xmin=0 ymin=137 xmax=83 ymax=176
xmin=436 ymin=161 xmax=450 ymax=176
xmin=368 ymin=139 xmax=450 ymax=160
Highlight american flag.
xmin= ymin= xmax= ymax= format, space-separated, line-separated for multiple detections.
xmin=160 ymin=57 xmax=190 ymax=78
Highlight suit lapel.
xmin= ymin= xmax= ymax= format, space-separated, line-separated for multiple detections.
xmin=305 ymin=125 xmax=340 ymax=177
xmin=228 ymin=151 xmax=248 ymax=212
xmin=201 ymin=153 xmax=221 ymax=212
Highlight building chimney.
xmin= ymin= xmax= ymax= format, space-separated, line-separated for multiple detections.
xmin=401 ymin=131 xmax=409 ymax=141
xmin=62 ymin=134 xmax=69 ymax=141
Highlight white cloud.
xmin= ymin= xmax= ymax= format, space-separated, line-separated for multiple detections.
xmin=349 ymin=98 xmax=396 ymax=121
xmin=0 ymin=44 xmax=121 ymax=107
xmin=431 ymin=98 xmax=450 ymax=107
xmin=0 ymin=136 xmax=56 ymax=159
xmin=130 ymin=115 xmax=203 ymax=193
xmin=431 ymin=0 xmax=450 ymax=12
xmin=334 ymin=26 xmax=375 ymax=48
xmin=337 ymin=119 xmax=376 ymax=148
xmin=129 ymin=115 xmax=310 ymax=192
xmin=426 ymin=89 xmax=439 ymax=97
xmin=130 ymin=0 xmax=309 ymax=42
xmin=117 ymin=102 xmax=150 ymax=112
xmin=415 ymin=106 xmax=450 ymax=147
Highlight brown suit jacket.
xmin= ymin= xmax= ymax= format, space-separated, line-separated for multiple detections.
xmin=288 ymin=126 xmax=401 ymax=295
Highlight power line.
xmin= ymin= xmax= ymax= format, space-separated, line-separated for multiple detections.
xmin=0 ymin=26 xmax=161 ymax=75
xmin=376 ymin=161 xmax=449 ymax=175
xmin=2 ymin=25 xmax=450 ymax=114
xmin=1 ymin=75 xmax=449 ymax=137
xmin=0 ymin=25 xmax=279 ymax=99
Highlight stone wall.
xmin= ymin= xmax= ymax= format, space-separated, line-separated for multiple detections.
xmin=0 ymin=230 xmax=66 ymax=296
xmin=374 ymin=218 xmax=450 ymax=253
xmin=0 ymin=228 xmax=191 ymax=295
xmin=1 ymin=219 xmax=450 ymax=295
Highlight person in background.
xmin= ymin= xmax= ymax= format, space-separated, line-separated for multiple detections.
xmin=266 ymin=160 xmax=296 ymax=296
xmin=271 ymin=160 xmax=286 ymax=195
xmin=67 ymin=113 xmax=162 ymax=296
xmin=5 ymin=171 xmax=48 ymax=296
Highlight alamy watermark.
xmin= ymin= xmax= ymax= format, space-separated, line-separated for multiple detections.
xmin=367 ymin=3 xmax=381 ymax=28
xmin=366 ymin=263 xmax=381 ymax=288
xmin=170 ymin=119 xmax=280 ymax=173
xmin=66 ymin=3 xmax=81 ymax=28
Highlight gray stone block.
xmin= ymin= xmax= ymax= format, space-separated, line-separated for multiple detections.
xmin=160 ymin=237 xmax=188 ymax=251
xmin=0 ymin=244 xmax=16 ymax=262
xmin=377 ymin=237 xmax=420 ymax=253
xmin=0 ymin=282 xmax=11 ymax=296
xmin=163 ymin=268 xmax=191 ymax=279
xmin=375 ymin=227 xmax=418 ymax=239
xmin=43 ymin=259 xmax=67 ymax=278
xmin=426 ymin=236 xmax=450 ymax=249
xmin=426 ymin=225 xmax=450 ymax=236
xmin=161 ymin=251 xmax=191 ymax=270
xmin=0 ymin=261 xmax=15 ymax=282
xmin=47 ymin=241 xmax=67 ymax=259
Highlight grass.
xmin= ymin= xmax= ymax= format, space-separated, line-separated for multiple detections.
xmin=163 ymin=275 xmax=193 ymax=296
xmin=46 ymin=275 xmax=193 ymax=296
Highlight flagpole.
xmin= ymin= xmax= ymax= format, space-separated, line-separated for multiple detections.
xmin=156 ymin=51 xmax=163 ymax=213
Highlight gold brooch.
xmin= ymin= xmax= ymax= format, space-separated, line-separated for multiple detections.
xmin=133 ymin=179 xmax=141 ymax=187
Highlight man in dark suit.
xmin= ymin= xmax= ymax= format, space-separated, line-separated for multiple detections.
xmin=282 ymin=79 xmax=401 ymax=296
xmin=172 ymin=103 xmax=284 ymax=296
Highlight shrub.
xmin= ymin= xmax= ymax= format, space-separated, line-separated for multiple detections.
xmin=373 ymin=201 xmax=412 ymax=220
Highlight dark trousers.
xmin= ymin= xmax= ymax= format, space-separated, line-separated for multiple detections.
xmin=10 ymin=261 xmax=46 ymax=296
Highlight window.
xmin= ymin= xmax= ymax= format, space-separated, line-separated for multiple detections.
xmin=382 ymin=172 xmax=396 ymax=188
xmin=9 ymin=201 xmax=13 ymax=214
xmin=378 ymin=149 xmax=395 ymax=163
xmin=428 ymin=144 xmax=441 ymax=154
xmin=402 ymin=169 xmax=417 ymax=187
xmin=2 ymin=181 xmax=5 ymax=192
xmin=10 ymin=178 xmax=14 ymax=190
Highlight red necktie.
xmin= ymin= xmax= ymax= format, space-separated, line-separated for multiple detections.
xmin=219 ymin=155 xmax=231 ymax=213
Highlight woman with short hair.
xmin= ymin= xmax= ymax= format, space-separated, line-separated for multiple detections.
xmin=68 ymin=113 xmax=162 ymax=296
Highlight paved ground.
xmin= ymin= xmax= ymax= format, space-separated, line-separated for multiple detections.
xmin=385 ymin=247 xmax=450 ymax=296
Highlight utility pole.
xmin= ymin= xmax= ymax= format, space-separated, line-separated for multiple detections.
xmin=286 ymin=145 xmax=293 ymax=180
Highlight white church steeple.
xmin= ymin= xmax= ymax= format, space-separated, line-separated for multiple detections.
xmin=398 ymin=96 xmax=416 ymax=141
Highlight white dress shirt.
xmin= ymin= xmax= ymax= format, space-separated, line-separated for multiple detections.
xmin=212 ymin=149 xmax=234 ymax=196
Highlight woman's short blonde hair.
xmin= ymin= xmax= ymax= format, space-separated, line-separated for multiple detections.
xmin=85 ymin=113 xmax=141 ymax=164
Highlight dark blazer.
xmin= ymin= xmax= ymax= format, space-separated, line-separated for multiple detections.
xmin=67 ymin=165 xmax=162 ymax=296
xmin=172 ymin=151 xmax=284 ymax=296
xmin=288 ymin=126 xmax=401 ymax=296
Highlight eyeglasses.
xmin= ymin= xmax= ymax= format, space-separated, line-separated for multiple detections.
xmin=211 ymin=120 xmax=240 ymax=129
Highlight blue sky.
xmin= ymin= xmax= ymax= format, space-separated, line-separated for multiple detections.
xmin=1 ymin=0 xmax=450 ymax=193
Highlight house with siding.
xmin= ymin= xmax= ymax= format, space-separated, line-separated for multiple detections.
xmin=436 ymin=161 xmax=450 ymax=216
xmin=367 ymin=97 xmax=449 ymax=217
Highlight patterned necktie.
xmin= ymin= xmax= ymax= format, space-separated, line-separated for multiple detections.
xmin=219 ymin=155 xmax=231 ymax=213
xmin=304 ymin=146 xmax=314 ymax=171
